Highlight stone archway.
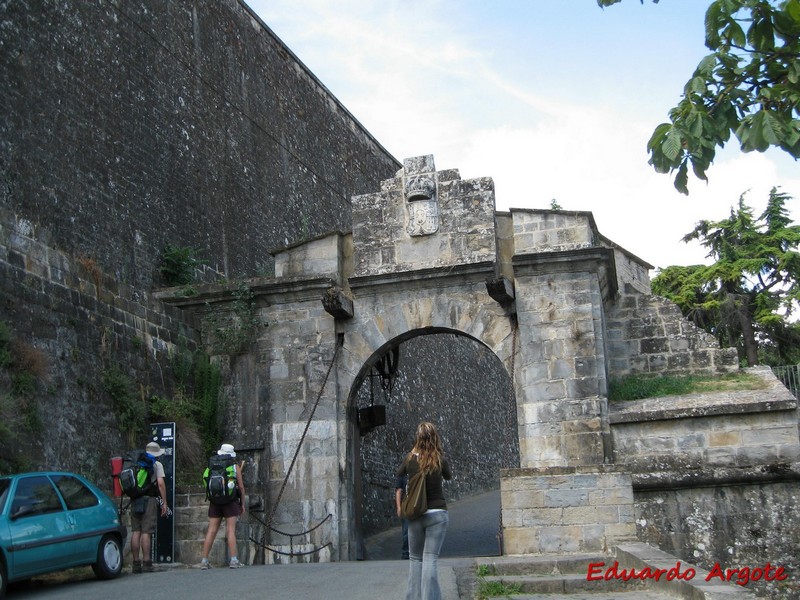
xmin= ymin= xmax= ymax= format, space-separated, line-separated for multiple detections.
xmin=347 ymin=328 xmax=519 ymax=558
xmin=164 ymin=154 xmax=717 ymax=562
xmin=237 ymin=153 xmax=639 ymax=561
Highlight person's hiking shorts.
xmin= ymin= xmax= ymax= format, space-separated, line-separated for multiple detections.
xmin=130 ymin=497 xmax=158 ymax=533
xmin=208 ymin=500 xmax=243 ymax=519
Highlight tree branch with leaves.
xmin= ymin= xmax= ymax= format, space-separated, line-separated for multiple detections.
xmin=599 ymin=0 xmax=800 ymax=194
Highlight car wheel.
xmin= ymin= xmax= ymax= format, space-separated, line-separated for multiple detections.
xmin=1 ymin=556 xmax=7 ymax=598
xmin=91 ymin=534 xmax=123 ymax=579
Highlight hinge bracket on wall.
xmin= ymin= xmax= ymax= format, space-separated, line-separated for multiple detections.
xmin=322 ymin=286 xmax=354 ymax=319
xmin=486 ymin=276 xmax=515 ymax=308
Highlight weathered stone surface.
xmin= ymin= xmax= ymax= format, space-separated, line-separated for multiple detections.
xmin=501 ymin=466 xmax=636 ymax=555
xmin=4 ymin=0 xmax=798 ymax=576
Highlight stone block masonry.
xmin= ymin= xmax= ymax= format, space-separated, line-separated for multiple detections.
xmin=1 ymin=0 xmax=397 ymax=486
xmin=501 ymin=466 xmax=636 ymax=555
xmin=606 ymin=285 xmax=739 ymax=379
xmin=6 ymin=0 xmax=797 ymax=580
xmin=0 ymin=208 xmax=200 ymax=477
xmin=2 ymin=1 xmax=399 ymax=288
xmin=610 ymin=366 xmax=800 ymax=478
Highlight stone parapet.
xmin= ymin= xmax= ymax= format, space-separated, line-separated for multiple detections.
xmin=606 ymin=286 xmax=739 ymax=379
xmin=610 ymin=367 xmax=800 ymax=476
xmin=351 ymin=156 xmax=496 ymax=277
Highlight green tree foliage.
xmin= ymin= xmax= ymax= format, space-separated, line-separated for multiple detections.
xmin=652 ymin=188 xmax=800 ymax=365
xmin=599 ymin=0 xmax=800 ymax=194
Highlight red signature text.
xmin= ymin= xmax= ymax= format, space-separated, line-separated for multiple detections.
xmin=586 ymin=561 xmax=788 ymax=588
xmin=586 ymin=561 xmax=695 ymax=583
xmin=705 ymin=562 xmax=787 ymax=587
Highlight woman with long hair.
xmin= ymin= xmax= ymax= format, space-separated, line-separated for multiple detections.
xmin=396 ymin=421 xmax=452 ymax=600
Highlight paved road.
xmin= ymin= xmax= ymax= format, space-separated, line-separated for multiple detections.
xmin=6 ymin=490 xmax=501 ymax=600
xmin=365 ymin=488 xmax=501 ymax=560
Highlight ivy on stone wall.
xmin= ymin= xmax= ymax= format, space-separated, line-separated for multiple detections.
xmin=204 ymin=283 xmax=266 ymax=355
xmin=102 ymin=365 xmax=145 ymax=447
xmin=0 ymin=320 xmax=48 ymax=472
xmin=152 ymin=349 xmax=221 ymax=486
xmin=102 ymin=344 xmax=222 ymax=487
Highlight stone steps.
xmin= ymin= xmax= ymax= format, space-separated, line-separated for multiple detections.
xmin=479 ymin=573 xmax=648 ymax=595
xmin=475 ymin=554 xmax=649 ymax=598
xmin=474 ymin=545 xmax=760 ymax=599
xmin=506 ymin=594 xmax=674 ymax=600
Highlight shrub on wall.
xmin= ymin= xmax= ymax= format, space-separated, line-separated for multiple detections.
xmin=159 ymin=244 xmax=206 ymax=287
xmin=0 ymin=321 xmax=49 ymax=471
xmin=204 ymin=283 xmax=266 ymax=355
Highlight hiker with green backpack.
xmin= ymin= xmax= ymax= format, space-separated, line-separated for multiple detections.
xmin=199 ymin=443 xmax=246 ymax=569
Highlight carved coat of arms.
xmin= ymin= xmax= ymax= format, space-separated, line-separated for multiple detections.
xmin=405 ymin=175 xmax=439 ymax=236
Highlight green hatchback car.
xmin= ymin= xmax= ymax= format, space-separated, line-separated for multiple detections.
xmin=0 ymin=471 xmax=127 ymax=597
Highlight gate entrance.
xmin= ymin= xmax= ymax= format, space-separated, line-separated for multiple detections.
xmin=164 ymin=154 xmax=668 ymax=561
xmin=351 ymin=330 xmax=518 ymax=558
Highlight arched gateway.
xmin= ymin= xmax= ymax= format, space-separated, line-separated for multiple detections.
xmin=161 ymin=155 xmax=735 ymax=563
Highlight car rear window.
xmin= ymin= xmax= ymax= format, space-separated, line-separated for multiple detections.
xmin=52 ymin=474 xmax=99 ymax=510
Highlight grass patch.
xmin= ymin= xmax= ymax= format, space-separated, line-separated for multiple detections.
xmin=609 ymin=371 xmax=767 ymax=402
xmin=475 ymin=564 xmax=522 ymax=599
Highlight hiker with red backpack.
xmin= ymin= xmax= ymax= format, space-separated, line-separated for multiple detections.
xmin=199 ymin=443 xmax=246 ymax=569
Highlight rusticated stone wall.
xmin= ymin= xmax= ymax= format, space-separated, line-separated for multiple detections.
xmin=606 ymin=284 xmax=740 ymax=379
xmin=1 ymin=0 xmax=398 ymax=483
xmin=610 ymin=367 xmax=800 ymax=598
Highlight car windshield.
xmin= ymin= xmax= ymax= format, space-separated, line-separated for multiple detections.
xmin=0 ymin=478 xmax=10 ymax=513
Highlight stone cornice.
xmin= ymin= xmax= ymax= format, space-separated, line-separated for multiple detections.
xmin=154 ymin=275 xmax=337 ymax=311
xmin=348 ymin=260 xmax=496 ymax=294
xmin=511 ymin=247 xmax=618 ymax=300
xmin=631 ymin=462 xmax=800 ymax=491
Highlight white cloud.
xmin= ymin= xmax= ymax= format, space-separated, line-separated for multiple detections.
xmin=249 ymin=0 xmax=800 ymax=272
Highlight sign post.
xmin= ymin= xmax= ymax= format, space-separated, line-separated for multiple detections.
xmin=150 ymin=422 xmax=175 ymax=564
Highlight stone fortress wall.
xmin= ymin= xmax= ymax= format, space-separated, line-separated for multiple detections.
xmin=1 ymin=0 xmax=512 ymax=565
xmin=1 ymin=0 xmax=398 ymax=480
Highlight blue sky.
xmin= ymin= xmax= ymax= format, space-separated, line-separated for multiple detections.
xmin=247 ymin=0 xmax=800 ymax=271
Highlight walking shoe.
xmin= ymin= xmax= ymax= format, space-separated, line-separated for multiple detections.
xmin=143 ymin=561 xmax=162 ymax=573
xmin=132 ymin=561 xmax=142 ymax=574
xmin=200 ymin=558 xmax=211 ymax=570
xmin=229 ymin=558 xmax=243 ymax=569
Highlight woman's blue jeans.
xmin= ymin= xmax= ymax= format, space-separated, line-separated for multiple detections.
xmin=405 ymin=510 xmax=449 ymax=600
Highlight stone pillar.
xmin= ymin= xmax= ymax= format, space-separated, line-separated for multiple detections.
xmin=502 ymin=246 xmax=636 ymax=555
xmin=513 ymin=249 xmax=614 ymax=468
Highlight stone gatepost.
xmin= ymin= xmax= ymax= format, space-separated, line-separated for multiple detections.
xmin=500 ymin=210 xmax=636 ymax=555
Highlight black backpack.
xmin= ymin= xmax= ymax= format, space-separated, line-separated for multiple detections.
xmin=203 ymin=454 xmax=238 ymax=504
xmin=119 ymin=449 xmax=157 ymax=499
